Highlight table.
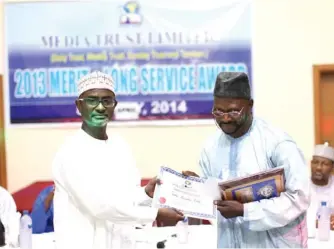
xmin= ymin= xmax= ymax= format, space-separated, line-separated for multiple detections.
xmin=308 ymin=231 xmax=334 ymax=249
xmin=12 ymin=226 xmax=334 ymax=249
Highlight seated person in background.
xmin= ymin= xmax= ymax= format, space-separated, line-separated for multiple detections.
xmin=31 ymin=185 xmax=54 ymax=233
xmin=0 ymin=186 xmax=17 ymax=227
xmin=310 ymin=142 xmax=334 ymax=230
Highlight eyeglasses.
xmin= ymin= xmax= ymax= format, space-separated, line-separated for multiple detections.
xmin=78 ymin=97 xmax=117 ymax=108
xmin=212 ymin=107 xmax=244 ymax=119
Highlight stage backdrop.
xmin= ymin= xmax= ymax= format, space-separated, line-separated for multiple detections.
xmin=4 ymin=0 xmax=252 ymax=125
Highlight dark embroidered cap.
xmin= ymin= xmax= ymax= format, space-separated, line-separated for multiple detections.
xmin=213 ymin=72 xmax=251 ymax=99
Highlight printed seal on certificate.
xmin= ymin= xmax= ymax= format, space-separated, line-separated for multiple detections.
xmin=219 ymin=167 xmax=285 ymax=203
xmin=152 ymin=166 xmax=218 ymax=220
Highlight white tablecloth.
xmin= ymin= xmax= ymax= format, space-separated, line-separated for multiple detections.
xmin=308 ymin=231 xmax=334 ymax=249
xmin=12 ymin=225 xmax=334 ymax=249
xmin=27 ymin=226 xmax=216 ymax=249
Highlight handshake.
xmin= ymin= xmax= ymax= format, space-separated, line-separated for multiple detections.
xmin=144 ymin=169 xmax=245 ymax=225
xmin=143 ymin=176 xmax=184 ymax=226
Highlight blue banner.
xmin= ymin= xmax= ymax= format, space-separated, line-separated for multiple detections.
xmin=5 ymin=0 xmax=252 ymax=124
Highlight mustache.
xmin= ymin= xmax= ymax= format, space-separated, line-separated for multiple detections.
xmin=219 ymin=122 xmax=237 ymax=126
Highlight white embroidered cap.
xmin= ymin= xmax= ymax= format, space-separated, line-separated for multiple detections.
xmin=313 ymin=142 xmax=334 ymax=161
xmin=76 ymin=71 xmax=115 ymax=96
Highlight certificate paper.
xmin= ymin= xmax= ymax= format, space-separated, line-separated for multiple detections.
xmin=152 ymin=166 xmax=218 ymax=220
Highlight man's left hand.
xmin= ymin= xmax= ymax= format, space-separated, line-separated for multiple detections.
xmin=214 ymin=200 xmax=244 ymax=219
xmin=331 ymin=215 xmax=334 ymax=230
xmin=156 ymin=208 xmax=184 ymax=226
xmin=144 ymin=177 xmax=162 ymax=198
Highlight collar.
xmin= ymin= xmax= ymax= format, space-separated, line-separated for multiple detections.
xmin=79 ymin=128 xmax=108 ymax=145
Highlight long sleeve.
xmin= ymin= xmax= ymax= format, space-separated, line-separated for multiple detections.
xmin=243 ymin=141 xmax=311 ymax=231
xmin=0 ymin=187 xmax=17 ymax=228
xmin=135 ymin=186 xmax=153 ymax=207
xmin=131 ymin=161 xmax=153 ymax=207
xmin=53 ymin=149 xmax=158 ymax=225
xmin=31 ymin=186 xmax=53 ymax=234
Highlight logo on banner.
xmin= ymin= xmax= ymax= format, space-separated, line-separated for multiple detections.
xmin=120 ymin=1 xmax=142 ymax=25
xmin=114 ymin=102 xmax=141 ymax=120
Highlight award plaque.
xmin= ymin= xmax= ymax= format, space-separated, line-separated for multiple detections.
xmin=219 ymin=167 xmax=285 ymax=203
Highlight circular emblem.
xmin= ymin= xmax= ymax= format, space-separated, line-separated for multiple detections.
xmin=159 ymin=197 xmax=166 ymax=204
xmin=257 ymin=185 xmax=274 ymax=198
xmin=184 ymin=180 xmax=192 ymax=188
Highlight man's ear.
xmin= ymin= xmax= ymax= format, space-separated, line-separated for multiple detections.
xmin=75 ymin=100 xmax=82 ymax=116
xmin=249 ymin=99 xmax=254 ymax=108
xmin=76 ymin=108 xmax=81 ymax=116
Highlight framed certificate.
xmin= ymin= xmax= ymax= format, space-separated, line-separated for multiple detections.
xmin=152 ymin=166 xmax=218 ymax=220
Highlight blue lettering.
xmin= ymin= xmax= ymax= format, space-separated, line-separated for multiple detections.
xmin=165 ymin=67 xmax=176 ymax=92
xmin=237 ymin=64 xmax=248 ymax=72
xmin=179 ymin=67 xmax=187 ymax=92
xmin=156 ymin=68 xmax=164 ymax=92
xmin=219 ymin=63 xmax=247 ymax=73
xmin=23 ymin=71 xmax=32 ymax=96
xmin=13 ymin=69 xmax=25 ymax=98
xmin=139 ymin=65 xmax=196 ymax=94
xmin=104 ymin=67 xmax=137 ymax=95
xmin=110 ymin=68 xmax=119 ymax=92
xmin=149 ymin=67 xmax=157 ymax=93
xmin=129 ymin=67 xmax=137 ymax=94
xmin=140 ymin=68 xmax=149 ymax=94
xmin=48 ymin=67 xmax=90 ymax=97
xmin=67 ymin=70 xmax=76 ymax=95
xmin=197 ymin=66 xmax=207 ymax=92
xmin=188 ymin=67 xmax=195 ymax=91
xmin=120 ymin=69 xmax=127 ymax=93
xmin=31 ymin=69 xmax=47 ymax=98
xmin=49 ymin=70 xmax=61 ymax=96
xmin=60 ymin=70 xmax=67 ymax=95
xmin=14 ymin=69 xmax=48 ymax=99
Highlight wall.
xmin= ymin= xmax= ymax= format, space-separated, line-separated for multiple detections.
xmin=1 ymin=0 xmax=334 ymax=192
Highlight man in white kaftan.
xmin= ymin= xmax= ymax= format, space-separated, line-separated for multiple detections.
xmin=307 ymin=142 xmax=334 ymax=234
xmin=183 ymin=72 xmax=310 ymax=248
xmin=52 ymin=71 xmax=183 ymax=249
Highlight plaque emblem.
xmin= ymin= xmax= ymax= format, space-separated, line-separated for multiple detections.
xmin=257 ymin=185 xmax=274 ymax=198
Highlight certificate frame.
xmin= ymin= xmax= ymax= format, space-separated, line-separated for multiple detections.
xmin=153 ymin=166 xmax=217 ymax=220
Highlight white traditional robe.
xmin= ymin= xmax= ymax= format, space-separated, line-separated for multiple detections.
xmin=311 ymin=175 xmax=334 ymax=208
xmin=307 ymin=175 xmax=334 ymax=234
xmin=0 ymin=186 xmax=17 ymax=228
xmin=52 ymin=129 xmax=158 ymax=248
xmin=199 ymin=117 xmax=310 ymax=248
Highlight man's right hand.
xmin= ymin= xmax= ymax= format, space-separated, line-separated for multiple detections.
xmin=156 ymin=208 xmax=184 ymax=226
xmin=182 ymin=170 xmax=199 ymax=177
